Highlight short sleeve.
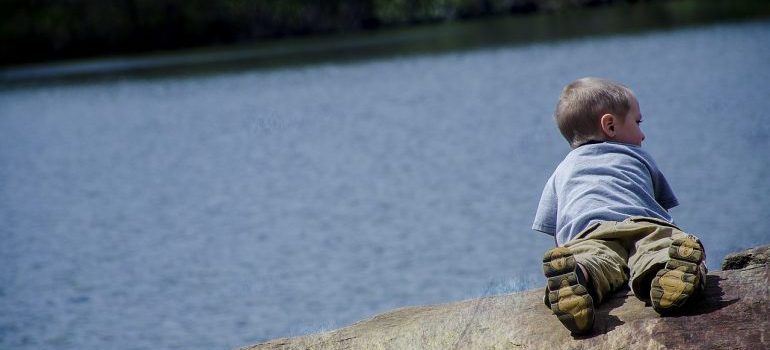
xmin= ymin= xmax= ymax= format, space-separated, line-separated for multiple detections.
xmin=639 ymin=149 xmax=679 ymax=210
xmin=652 ymin=169 xmax=679 ymax=210
xmin=532 ymin=175 xmax=557 ymax=236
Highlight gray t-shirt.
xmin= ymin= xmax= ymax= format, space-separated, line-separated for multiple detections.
xmin=532 ymin=142 xmax=679 ymax=245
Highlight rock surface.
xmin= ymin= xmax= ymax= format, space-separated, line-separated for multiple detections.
xmin=242 ymin=244 xmax=770 ymax=350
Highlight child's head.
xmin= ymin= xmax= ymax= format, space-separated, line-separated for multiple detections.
xmin=555 ymin=77 xmax=644 ymax=148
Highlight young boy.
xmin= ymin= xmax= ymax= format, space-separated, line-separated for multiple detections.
xmin=533 ymin=77 xmax=707 ymax=335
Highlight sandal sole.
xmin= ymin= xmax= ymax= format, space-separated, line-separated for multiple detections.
xmin=543 ymin=247 xmax=595 ymax=334
xmin=650 ymin=236 xmax=704 ymax=313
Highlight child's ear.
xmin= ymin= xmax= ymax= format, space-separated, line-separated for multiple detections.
xmin=600 ymin=113 xmax=616 ymax=137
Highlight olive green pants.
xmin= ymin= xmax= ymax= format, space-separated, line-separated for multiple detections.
xmin=560 ymin=216 xmax=703 ymax=304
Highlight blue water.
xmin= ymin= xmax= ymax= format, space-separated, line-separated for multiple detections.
xmin=1 ymin=19 xmax=769 ymax=349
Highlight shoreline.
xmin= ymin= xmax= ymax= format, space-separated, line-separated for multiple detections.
xmin=3 ymin=0 xmax=770 ymax=85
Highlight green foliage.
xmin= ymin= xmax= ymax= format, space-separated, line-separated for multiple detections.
xmin=0 ymin=0 xmax=705 ymax=65
xmin=373 ymin=0 xmax=513 ymax=23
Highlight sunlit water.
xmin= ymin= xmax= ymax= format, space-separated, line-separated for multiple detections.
xmin=1 ymin=19 xmax=769 ymax=350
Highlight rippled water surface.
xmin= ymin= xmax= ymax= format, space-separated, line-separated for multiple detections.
xmin=1 ymin=19 xmax=769 ymax=350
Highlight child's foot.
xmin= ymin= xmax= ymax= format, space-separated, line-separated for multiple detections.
xmin=650 ymin=236 xmax=706 ymax=314
xmin=542 ymin=247 xmax=595 ymax=335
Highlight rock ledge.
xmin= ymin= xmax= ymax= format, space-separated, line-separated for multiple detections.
xmin=242 ymin=244 xmax=770 ymax=350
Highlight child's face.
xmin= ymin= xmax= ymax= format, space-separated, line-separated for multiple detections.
xmin=612 ymin=96 xmax=645 ymax=146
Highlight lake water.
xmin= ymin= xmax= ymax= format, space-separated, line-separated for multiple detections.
xmin=2 ymin=15 xmax=770 ymax=350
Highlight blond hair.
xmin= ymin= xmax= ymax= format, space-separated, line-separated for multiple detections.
xmin=555 ymin=77 xmax=635 ymax=148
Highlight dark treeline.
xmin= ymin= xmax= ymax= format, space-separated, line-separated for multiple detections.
xmin=1 ymin=0 xmax=621 ymax=65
